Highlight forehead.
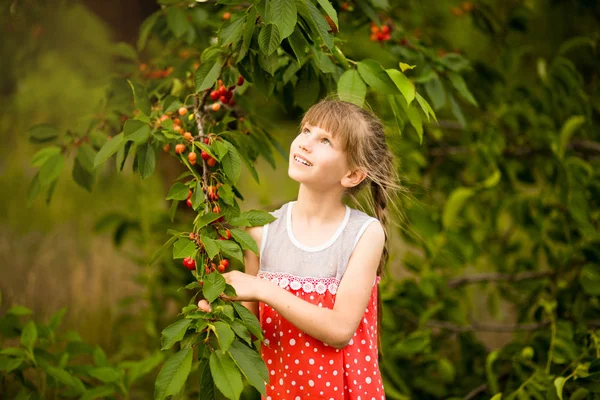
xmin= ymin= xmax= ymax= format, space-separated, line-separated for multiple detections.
xmin=303 ymin=123 xmax=333 ymax=137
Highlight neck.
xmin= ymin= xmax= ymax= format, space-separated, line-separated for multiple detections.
xmin=293 ymin=184 xmax=347 ymax=223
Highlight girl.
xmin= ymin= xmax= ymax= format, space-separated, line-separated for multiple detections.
xmin=198 ymin=99 xmax=400 ymax=400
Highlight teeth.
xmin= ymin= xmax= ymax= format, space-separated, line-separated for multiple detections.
xmin=294 ymin=156 xmax=312 ymax=166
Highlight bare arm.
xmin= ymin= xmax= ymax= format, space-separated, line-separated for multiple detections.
xmin=224 ymin=221 xmax=385 ymax=349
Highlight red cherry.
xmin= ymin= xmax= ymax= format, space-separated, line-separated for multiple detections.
xmin=203 ymin=137 xmax=210 ymax=144
xmin=205 ymin=266 xmax=210 ymax=274
xmin=217 ymin=264 xmax=225 ymax=273
xmin=377 ymin=32 xmax=386 ymax=41
xmin=183 ymin=257 xmax=196 ymax=270
xmin=237 ymin=76 xmax=244 ymax=86
xmin=188 ymin=151 xmax=197 ymax=165
xmin=224 ymin=229 xmax=231 ymax=240
xmin=221 ymin=259 xmax=229 ymax=268
xmin=187 ymin=190 xmax=193 ymax=199
xmin=210 ymin=90 xmax=219 ymax=101
xmin=178 ymin=107 xmax=188 ymax=116
xmin=220 ymin=95 xmax=229 ymax=105
xmin=207 ymin=157 xmax=216 ymax=167
xmin=218 ymin=86 xmax=227 ymax=96
xmin=186 ymin=198 xmax=193 ymax=207
xmin=213 ymin=205 xmax=221 ymax=213
xmin=381 ymin=25 xmax=390 ymax=33
xmin=201 ymin=150 xmax=210 ymax=160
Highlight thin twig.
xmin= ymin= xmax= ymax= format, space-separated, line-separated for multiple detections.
xmin=447 ymin=271 xmax=556 ymax=288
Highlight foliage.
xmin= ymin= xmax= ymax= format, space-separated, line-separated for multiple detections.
xmin=3 ymin=0 xmax=599 ymax=399
xmin=0 ymin=294 xmax=164 ymax=398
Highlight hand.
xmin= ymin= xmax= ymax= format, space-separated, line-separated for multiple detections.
xmin=221 ymin=270 xmax=264 ymax=302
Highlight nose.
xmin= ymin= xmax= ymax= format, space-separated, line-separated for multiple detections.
xmin=297 ymin=137 xmax=311 ymax=152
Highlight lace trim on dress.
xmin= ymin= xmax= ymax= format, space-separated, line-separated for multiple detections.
xmin=258 ymin=271 xmax=340 ymax=295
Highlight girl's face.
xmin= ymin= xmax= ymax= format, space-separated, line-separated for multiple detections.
xmin=288 ymin=123 xmax=350 ymax=189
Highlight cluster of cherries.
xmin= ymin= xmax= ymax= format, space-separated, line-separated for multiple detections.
xmin=182 ymin=255 xmax=229 ymax=273
xmin=370 ymin=24 xmax=392 ymax=42
xmin=208 ymin=77 xmax=244 ymax=111
xmin=140 ymin=64 xmax=173 ymax=79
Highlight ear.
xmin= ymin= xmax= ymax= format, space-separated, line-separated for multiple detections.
xmin=341 ymin=168 xmax=367 ymax=188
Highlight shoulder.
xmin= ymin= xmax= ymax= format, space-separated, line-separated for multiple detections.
xmin=357 ymin=219 xmax=385 ymax=248
xmin=245 ymin=202 xmax=290 ymax=248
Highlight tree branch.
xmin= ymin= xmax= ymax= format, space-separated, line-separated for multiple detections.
xmin=447 ymin=270 xmax=556 ymax=288
xmin=425 ymin=319 xmax=550 ymax=333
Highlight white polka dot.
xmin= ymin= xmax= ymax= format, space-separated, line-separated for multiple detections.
xmin=333 ymin=370 xmax=338 ymax=376
xmin=265 ymin=339 xmax=270 ymax=345
xmin=309 ymin=358 xmax=315 ymax=365
xmin=292 ymin=382 xmax=296 ymax=387
xmin=366 ymin=377 xmax=372 ymax=384
xmin=349 ymin=339 xmax=354 ymax=345
xmin=289 ymin=338 xmax=296 ymax=346
xmin=326 ymin=382 xmax=331 ymax=387
xmin=309 ymin=380 xmax=314 ymax=387
xmin=279 ymin=378 xmax=283 ymax=385
xmin=329 ymin=360 xmax=334 ymax=365
xmin=266 ymin=317 xmax=272 ymax=323
xmin=366 ymin=355 xmax=371 ymax=362
xmin=295 ymin=359 xmax=299 ymax=364
xmin=305 ymin=342 xmax=310 ymax=347
xmin=320 ymin=366 xmax=323 ymax=370
xmin=318 ymin=374 xmax=321 ymax=378
xmin=270 ymin=370 xmax=275 ymax=375
xmin=298 ymin=370 xmax=303 ymax=375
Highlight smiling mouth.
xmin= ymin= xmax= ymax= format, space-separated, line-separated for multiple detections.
xmin=293 ymin=155 xmax=313 ymax=166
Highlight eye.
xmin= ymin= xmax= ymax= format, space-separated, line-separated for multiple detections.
xmin=321 ymin=138 xmax=331 ymax=146
xmin=302 ymin=128 xmax=310 ymax=135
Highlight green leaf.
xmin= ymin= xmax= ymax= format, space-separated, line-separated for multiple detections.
xmin=229 ymin=340 xmax=268 ymax=395
xmin=209 ymin=350 xmax=243 ymax=400
xmin=554 ymin=376 xmax=568 ymax=400
xmin=154 ymin=346 xmax=193 ymax=400
xmin=136 ymin=143 xmax=156 ymax=180
xmin=239 ymin=210 xmax=276 ymax=226
xmin=39 ymin=153 xmax=64 ymax=184
xmin=123 ymin=351 xmax=164 ymax=387
xmin=137 ymin=11 xmax=159 ymax=51
xmin=203 ymin=272 xmax=226 ymax=303
xmin=237 ymin=8 xmax=256 ymax=62
xmin=405 ymin=103 xmax=424 ymax=144
xmin=270 ymin=0 xmax=297 ymax=39
xmin=485 ymin=350 xmax=500 ymax=395
xmin=80 ymin=386 xmax=116 ymax=400
xmin=287 ymin=27 xmax=308 ymax=61
xmin=76 ymin=144 xmax=97 ymax=172
xmin=557 ymin=115 xmax=585 ymax=159
xmin=29 ymin=124 xmax=59 ymax=143
xmin=172 ymin=238 xmax=196 ymax=259
xmin=316 ymin=0 xmax=338 ymax=29
xmin=220 ymin=16 xmax=245 ymax=46
xmin=166 ymin=182 xmax=190 ymax=201
xmin=166 ymin=7 xmax=190 ymax=38
xmin=230 ymin=321 xmax=252 ymax=345
xmin=448 ymin=93 xmax=466 ymax=127
xmin=21 ymin=321 xmax=37 ymax=354
xmin=195 ymin=60 xmax=222 ymax=93
xmin=387 ymin=69 xmax=415 ymax=105
xmin=216 ymin=241 xmax=244 ymax=263
xmin=424 ymin=75 xmax=447 ymax=110
xmin=124 ymin=120 xmax=151 ymax=143
xmin=196 ymin=212 xmax=223 ymax=229
xmin=72 ymin=157 xmax=95 ymax=192
xmin=213 ymin=322 xmax=235 ymax=351
xmin=32 ymin=146 xmax=61 ymax=167
xmin=94 ymin=133 xmax=125 ymax=168
xmin=388 ymin=95 xmax=405 ymax=135
xmin=191 ymin=182 xmax=205 ymax=210
xmin=127 ymin=80 xmax=151 ymax=116
xmin=45 ymin=366 xmax=86 ymax=394
xmin=258 ymin=24 xmax=281 ymax=56
xmin=294 ymin=65 xmax=319 ymax=109
xmin=222 ymin=141 xmax=242 ymax=184
xmin=229 ymin=229 xmax=258 ymax=255
xmin=217 ymin=184 xmax=235 ymax=206
xmin=447 ymin=72 xmax=478 ymax=107
xmin=8 ymin=305 xmax=32 ymax=316
xmin=394 ymin=331 xmax=430 ymax=356
xmin=0 ymin=356 xmax=24 ymax=372
xmin=579 ymin=264 xmax=600 ymax=296
xmin=297 ymin=0 xmax=334 ymax=50
xmin=161 ymin=319 xmax=192 ymax=350
xmin=357 ymin=60 xmax=399 ymax=95
xmin=89 ymin=367 xmax=122 ymax=383
xmin=442 ymin=187 xmax=474 ymax=229
xmin=201 ymin=236 xmax=220 ymax=260
xmin=198 ymin=358 xmax=216 ymax=399
xmin=232 ymin=302 xmax=263 ymax=341
xmin=338 ymin=69 xmax=367 ymax=106
xmin=415 ymin=92 xmax=437 ymax=122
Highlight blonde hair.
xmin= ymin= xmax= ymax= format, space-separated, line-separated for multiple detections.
xmin=300 ymin=98 xmax=406 ymax=275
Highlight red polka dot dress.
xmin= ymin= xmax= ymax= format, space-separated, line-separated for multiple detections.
xmin=257 ymin=202 xmax=385 ymax=400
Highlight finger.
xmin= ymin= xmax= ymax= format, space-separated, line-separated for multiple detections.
xmin=197 ymin=299 xmax=212 ymax=312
